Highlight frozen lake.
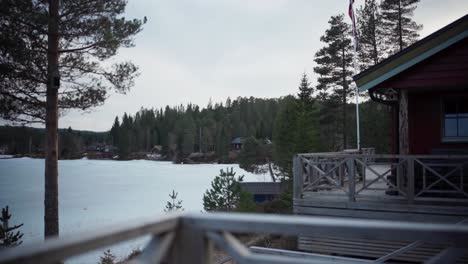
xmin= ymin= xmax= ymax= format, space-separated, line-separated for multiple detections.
xmin=0 ymin=158 xmax=268 ymax=263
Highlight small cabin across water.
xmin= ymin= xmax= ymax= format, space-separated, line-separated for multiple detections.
xmin=240 ymin=182 xmax=286 ymax=203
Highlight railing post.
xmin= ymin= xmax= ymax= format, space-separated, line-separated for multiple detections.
xmin=347 ymin=158 xmax=356 ymax=202
xmin=339 ymin=159 xmax=345 ymax=187
xmin=397 ymin=161 xmax=404 ymax=196
xmin=407 ymin=157 xmax=415 ymax=204
xmin=170 ymin=218 xmax=213 ymax=264
xmin=293 ymin=155 xmax=303 ymax=199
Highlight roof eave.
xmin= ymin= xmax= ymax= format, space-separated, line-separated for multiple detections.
xmin=354 ymin=15 xmax=468 ymax=92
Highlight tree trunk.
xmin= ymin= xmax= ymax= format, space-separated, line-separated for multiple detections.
xmin=45 ymin=0 xmax=60 ymax=238
xmin=398 ymin=0 xmax=403 ymax=51
xmin=267 ymin=159 xmax=276 ymax=182
xmin=371 ymin=12 xmax=378 ymax=65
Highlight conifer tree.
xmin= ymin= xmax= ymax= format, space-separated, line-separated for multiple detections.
xmin=203 ymin=168 xmax=244 ymax=212
xmin=297 ymin=73 xmax=313 ymax=103
xmin=236 ymin=191 xmax=257 ymax=212
xmin=164 ymin=190 xmax=183 ymax=212
xmin=357 ymin=0 xmax=385 ymax=70
xmin=110 ymin=117 xmax=120 ymax=147
xmin=313 ymin=14 xmax=354 ymax=149
xmin=273 ymin=96 xmax=321 ymax=178
xmin=380 ymin=0 xmax=422 ymax=53
xmin=116 ymin=113 xmax=132 ymax=160
xmin=99 ymin=249 xmax=116 ymax=264
xmin=0 ymin=206 xmax=24 ymax=248
xmin=0 ymin=0 xmax=144 ymax=238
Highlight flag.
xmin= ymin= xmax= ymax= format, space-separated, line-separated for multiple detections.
xmin=348 ymin=0 xmax=359 ymax=51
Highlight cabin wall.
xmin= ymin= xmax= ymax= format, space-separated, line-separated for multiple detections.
xmin=408 ymin=90 xmax=468 ymax=154
xmin=378 ymin=37 xmax=468 ymax=89
xmin=372 ymin=37 xmax=468 ymax=155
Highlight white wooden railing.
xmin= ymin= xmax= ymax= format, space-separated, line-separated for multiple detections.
xmin=293 ymin=153 xmax=468 ymax=204
xmin=0 ymin=213 xmax=467 ymax=264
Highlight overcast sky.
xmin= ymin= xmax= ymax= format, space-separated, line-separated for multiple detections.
xmin=54 ymin=0 xmax=468 ymax=131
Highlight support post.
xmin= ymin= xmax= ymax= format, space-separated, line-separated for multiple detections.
xmin=339 ymin=162 xmax=345 ymax=187
xmin=399 ymin=89 xmax=409 ymax=155
xmin=397 ymin=162 xmax=404 ymax=196
xmin=293 ymin=155 xmax=303 ymax=199
xmin=407 ymin=158 xmax=415 ymax=203
xmin=170 ymin=219 xmax=212 ymax=264
xmin=306 ymin=162 xmax=316 ymax=190
xmin=347 ymin=158 xmax=356 ymax=202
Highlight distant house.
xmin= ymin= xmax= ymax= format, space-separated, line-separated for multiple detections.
xmin=85 ymin=143 xmax=116 ymax=156
xmin=231 ymin=137 xmax=244 ymax=150
xmin=151 ymin=145 xmax=163 ymax=153
xmin=240 ymin=182 xmax=287 ymax=203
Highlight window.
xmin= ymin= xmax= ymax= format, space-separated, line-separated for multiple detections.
xmin=443 ymin=96 xmax=468 ymax=142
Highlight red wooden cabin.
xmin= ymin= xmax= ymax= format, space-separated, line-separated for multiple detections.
xmin=354 ymin=15 xmax=468 ymax=156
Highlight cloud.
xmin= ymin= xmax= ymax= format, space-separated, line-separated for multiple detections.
xmin=21 ymin=0 xmax=468 ymax=131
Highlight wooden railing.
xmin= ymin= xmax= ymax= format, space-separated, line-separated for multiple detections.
xmin=1 ymin=213 xmax=467 ymax=264
xmin=293 ymin=153 xmax=468 ymax=204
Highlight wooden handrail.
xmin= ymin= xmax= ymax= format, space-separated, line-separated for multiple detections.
xmin=294 ymin=153 xmax=468 ymax=204
xmin=0 ymin=214 xmax=181 ymax=264
xmin=298 ymin=153 xmax=468 ymax=159
xmin=1 ymin=213 xmax=467 ymax=264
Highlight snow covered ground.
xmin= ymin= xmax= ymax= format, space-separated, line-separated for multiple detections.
xmin=0 ymin=158 xmax=270 ymax=263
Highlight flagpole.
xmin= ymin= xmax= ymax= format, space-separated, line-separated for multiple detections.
xmin=349 ymin=0 xmax=361 ymax=151
xmin=354 ymin=57 xmax=361 ymax=151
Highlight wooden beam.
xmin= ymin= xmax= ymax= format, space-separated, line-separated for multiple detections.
xmin=170 ymin=218 xmax=212 ymax=264
xmin=0 ymin=214 xmax=180 ymax=264
xmin=250 ymin=247 xmax=373 ymax=264
xmin=128 ymin=232 xmax=175 ymax=264
xmin=189 ymin=213 xmax=468 ymax=245
xmin=293 ymin=155 xmax=303 ymax=199
xmin=398 ymin=89 xmax=409 ymax=155
xmin=425 ymin=247 xmax=466 ymax=264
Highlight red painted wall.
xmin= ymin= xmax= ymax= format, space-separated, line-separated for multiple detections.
xmin=378 ymin=37 xmax=468 ymax=90
xmin=373 ymin=37 xmax=468 ymax=154
xmin=408 ymin=90 xmax=468 ymax=154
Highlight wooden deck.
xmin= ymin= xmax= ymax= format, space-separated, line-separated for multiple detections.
xmin=293 ymin=153 xmax=468 ymax=263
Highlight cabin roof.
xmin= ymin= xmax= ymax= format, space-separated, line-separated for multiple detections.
xmin=353 ymin=14 xmax=468 ymax=92
xmin=231 ymin=137 xmax=243 ymax=144
xmin=240 ymin=182 xmax=286 ymax=195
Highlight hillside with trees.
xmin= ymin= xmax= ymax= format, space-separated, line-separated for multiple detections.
xmin=0 ymin=0 xmax=423 ymax=178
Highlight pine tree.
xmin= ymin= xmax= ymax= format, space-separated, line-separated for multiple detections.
xmin=297 ymin=73 xmax=313 ymax=103
xmin=273 ymin=96 xmax=321 ymax=179
xmin=99 ymin=249 xmax=116 ymax=264
xmin=236 ymin=191 xmax=257 ymax=212
xmin=0 ymin=206 xmax=24 ymax=248
xmin=313 ymin=14 xmax=354 ymax=149
xmin=380 ymin=0 xmax=422 ymax=54
xmin=164 ymin=190 xmax=183 ymax=212
xmin=110 ymin=117 xmax=120 ymax=147
xmin=203 ymin=168 xmax=244 ymax=212
xmin=357 ymin=0 xmax=385 ymax=70
xmin=0 ymin=0 xmax=144 ymax=238
xmin=117 ymin=113 xmax=131 ymax=160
